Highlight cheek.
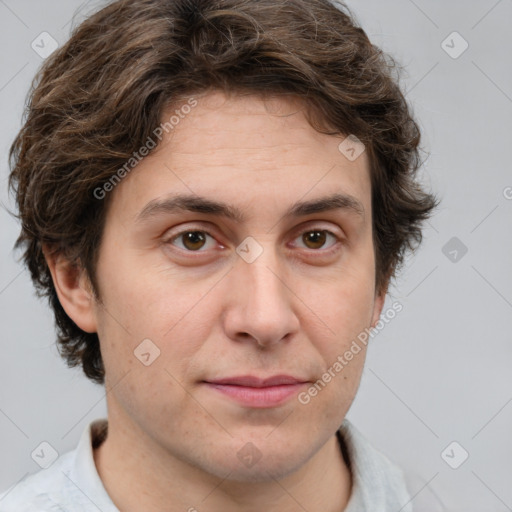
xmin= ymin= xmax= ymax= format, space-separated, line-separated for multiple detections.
xmin=303 ymin=271 xmax=376 ymax=344
xmin=94 ymin=253 xmax=218 ymax=380
xmin=94 ymin=243 xmax=185 ymax=336
xmin=296 ymin=265 xmax=375 ymax=408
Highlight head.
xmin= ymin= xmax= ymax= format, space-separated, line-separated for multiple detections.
xmin=9 ymin=0 xmax=436 ymax=481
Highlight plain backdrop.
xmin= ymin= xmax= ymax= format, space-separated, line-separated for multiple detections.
xmin=0 ymin=1 xmax=511 ymax=510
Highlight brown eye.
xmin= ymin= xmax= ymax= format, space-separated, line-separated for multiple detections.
xmin=182 ymin=231 xmax=206 ymax=250
xmin=302 ymin=230 xmax=328 ymax=250
xmin=172 ymin=231 xmax=213 ymax=251
xmin=293 ymin=228 xmax=340 ymax=253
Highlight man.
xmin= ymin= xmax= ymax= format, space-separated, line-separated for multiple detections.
xmin=1 ymin=0 xmax=438 ymax=510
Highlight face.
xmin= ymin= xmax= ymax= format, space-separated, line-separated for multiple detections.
xmin=65 ymin=90 xmax=385 ymax=481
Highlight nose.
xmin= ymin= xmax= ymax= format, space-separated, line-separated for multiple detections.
xmin=222 ymin=240 xmax=300 ymax=349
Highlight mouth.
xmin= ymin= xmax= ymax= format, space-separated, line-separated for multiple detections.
xmin=203 ymin=375 xmax=309 ymax=408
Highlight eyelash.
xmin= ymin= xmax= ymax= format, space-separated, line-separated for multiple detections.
xmin=165 ymin=226 xmax=343 ymax=256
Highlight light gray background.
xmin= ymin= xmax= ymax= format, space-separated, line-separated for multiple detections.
xmin=1 ymin=1 xmax=511 ymax=510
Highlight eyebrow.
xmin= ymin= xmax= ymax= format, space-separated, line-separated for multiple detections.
xmin=135 ymin=192 xmax=365 ymax=224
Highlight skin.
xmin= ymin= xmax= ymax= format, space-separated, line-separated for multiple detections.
xmin=46 ymin=90 xmax=386 ymax=512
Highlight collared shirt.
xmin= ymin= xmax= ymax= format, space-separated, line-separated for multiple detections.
xmin=0 ymin=418 xmax=442 ymax=511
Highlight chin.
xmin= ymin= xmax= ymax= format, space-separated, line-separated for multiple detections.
xmin=199 ymin=438 xmax=319 ymax=483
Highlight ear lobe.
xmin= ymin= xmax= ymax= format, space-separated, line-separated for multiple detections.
xmin=44 ymin=247 xmax=98 ymax=333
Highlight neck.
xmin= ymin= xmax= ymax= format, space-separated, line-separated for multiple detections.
xmin=93 ymin=415 xmax=352 ymax=512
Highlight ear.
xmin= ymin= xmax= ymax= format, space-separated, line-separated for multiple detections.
xmin=44 ymin=247 xmax=98 ymax=333
xmin=370 ymin=268 xmax=392 ymax=326
xmin=370 ymin=289 xmax=386 ymax=327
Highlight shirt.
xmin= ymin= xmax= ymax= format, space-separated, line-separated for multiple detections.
xmin=0 ymin=418 xmax=441 ymax=511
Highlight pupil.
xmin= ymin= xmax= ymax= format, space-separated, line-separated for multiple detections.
xmin=184 ymin=231 xmax=205 ymax=250
xmin=304 ymin=230 xmax=326 ymax=249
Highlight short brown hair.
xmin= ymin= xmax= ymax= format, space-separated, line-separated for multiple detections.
xmin=8 ymin=0 xmax=437 ymax=385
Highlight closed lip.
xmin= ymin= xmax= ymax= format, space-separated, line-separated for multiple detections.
xmin=204 ymin=375 xmax=309 ymax=387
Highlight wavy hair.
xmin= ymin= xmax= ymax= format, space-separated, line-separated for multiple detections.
xmin=8 ymin=0 xmax=437 ymax=384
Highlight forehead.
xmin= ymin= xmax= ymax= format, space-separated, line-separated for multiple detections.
xmin=109 ymin=90 xmax=372 ymax=223
xmin=160 ymin=91 xmax=364 ymax=164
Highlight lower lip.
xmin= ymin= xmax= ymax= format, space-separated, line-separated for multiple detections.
xmin=205 ymin=383 xmax=306 ymax=408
